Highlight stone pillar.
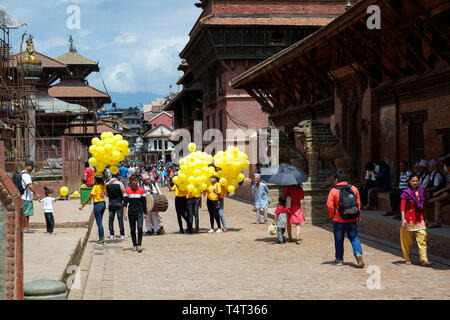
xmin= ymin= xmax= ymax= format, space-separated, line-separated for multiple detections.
xmin=0 ymin=170 xmax=24 ymax=300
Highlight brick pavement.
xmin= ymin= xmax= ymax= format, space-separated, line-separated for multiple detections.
xmin=75 ymin=189 xmax=450 ymax=300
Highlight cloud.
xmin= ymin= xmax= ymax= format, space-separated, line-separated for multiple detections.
xmin=114 ymin=32 xmax=139 ymax=44
xmin=3 ymin=0 xmax=201 ymax=95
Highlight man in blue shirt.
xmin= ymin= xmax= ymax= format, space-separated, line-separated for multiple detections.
xmin=252 ymin=173 xmax=270 ymax=224
xmin=119 ymin=164 xmax=129 ymax=188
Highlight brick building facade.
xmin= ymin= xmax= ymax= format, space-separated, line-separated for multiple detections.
xmin=232 ymin=0 xmax=450 ymax=178
xmin=171 ymin=0 xmax=348 ymax=163
xmin=0 ymin=170 xmax=24 ymax=300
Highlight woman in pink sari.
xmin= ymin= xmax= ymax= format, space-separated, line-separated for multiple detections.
xmin=283 ymin=185 xmax=306 ymax=244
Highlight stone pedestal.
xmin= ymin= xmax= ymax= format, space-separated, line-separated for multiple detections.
xmin=24 ymin=279 xmax=67 ymax=300
xmin=300 ymin=181 xmax=331 ymax=225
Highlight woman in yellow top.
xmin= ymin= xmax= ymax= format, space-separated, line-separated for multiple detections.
xmin=217 ymin=182 xmax=229 ymax=232
xmin=204 ymin=176 xmax=223 ymax=233
xmin=171 ymin=184 xmax=189 ymax=234
xmin=80 ymin=176 xmax=106 ymax=244
xmin=186 ymin=188 xmax=202 ymax=234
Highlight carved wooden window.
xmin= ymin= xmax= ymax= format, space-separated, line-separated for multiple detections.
xmin=402 ymin=111 xmax=427 ymax=167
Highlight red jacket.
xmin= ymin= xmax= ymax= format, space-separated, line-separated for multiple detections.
xmin=327 ymin=182 xmax=361 ymax=223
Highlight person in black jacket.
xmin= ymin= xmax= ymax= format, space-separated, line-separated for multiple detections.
xmin=123 ymin=174 xmax=147 ymax=253
xmin=106 ymin=173 xmax=127 ymax=239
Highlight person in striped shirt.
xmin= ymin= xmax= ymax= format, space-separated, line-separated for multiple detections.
xmin=123 ymin=174 xmax=147 ymax=253
xmin=385 ymin=161 xmax=412 ymax=219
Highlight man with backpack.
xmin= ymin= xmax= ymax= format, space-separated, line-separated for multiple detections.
xmin=106 ymin=173 xmax=127 ymax=239
xmin=14 ymin=161 xmax=41 ymax=233
xmin=327 ymin=170 xmax=364 ymax=268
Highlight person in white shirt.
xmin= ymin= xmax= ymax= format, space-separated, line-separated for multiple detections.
xmin=22 ymin=161 xmax=41 ymax=233
xmin=142 ymin=173 xmax=164 ymax=235
xmin=40 ymin=187 xmax=62 ymax=234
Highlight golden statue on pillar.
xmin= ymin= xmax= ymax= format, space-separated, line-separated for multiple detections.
xmin=20 ymin=33 xmax=42 ymax=66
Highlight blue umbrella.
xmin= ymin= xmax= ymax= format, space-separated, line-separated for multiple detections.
xmin=260 ymin=164 xmax=308 ymax=186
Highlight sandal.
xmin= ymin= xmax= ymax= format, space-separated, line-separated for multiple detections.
xmin=421 ymin=261 xmax=432 ymax=267
xmin=405 ymin=261 xmax=412 ymax=265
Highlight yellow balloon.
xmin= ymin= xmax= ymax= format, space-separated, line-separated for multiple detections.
xmin=92 ymin=137 xmax=101 ymax=146
xmin=172 ymin=176 xmax=179 ymax=184
xmin=188 ymin=143 xmax=196 ymax=153
xmin=228 ymin=185 xmax=235 ymax=193
xmin=104 ymin=144 xmax=113 ymax=153
xmin=188 ymin=176 xmax=196 ymax=185
xmin=110 ymin=166 xmax=119 ymax=175
xmin=60 ymin=186 xmax=69 ymax=196
xmin=73 ymin=191 xmax=80 ymax=198
xmin=187 ymin=184 xmax=195 ymax=192
xmin=220 ymin=178 xmax=227 ymax=186
xmin=88 ymin=157 xmax=96 ymax=167
xmin=105 ymin=138 xmax=113 ymax=145
xmin=178 ymin=172 xmax=187 ymax=182
xmin=96 ymin=146 xmax=105 ymax=155
xmin=238 ymin=173 xmax=245 ymax=181
xmin=123 ymin=149 xmax=130 ymax=156
xmin=89 ymin=145 xmax=96 ymax=154
xmin=112 ymin=151 xmax=121 ymax=161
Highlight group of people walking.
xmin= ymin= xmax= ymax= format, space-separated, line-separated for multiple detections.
xmin=253 ymin=162 xmax=440 ymax=268
xmin=79 ymin=167 xmax=166 ymax=253
xmin=17 ymin=154 xmax=447 ymax=267
xmin=171 ymin=173 xmax=229 ymax=234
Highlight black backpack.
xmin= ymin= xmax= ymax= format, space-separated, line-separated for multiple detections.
xmin=334 ymin=184 xmax=360 ymax=221
xmin=13 ymin=171 xmax=26 ymax=195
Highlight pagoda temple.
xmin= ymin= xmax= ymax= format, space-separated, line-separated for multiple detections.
xmin=49 ymin=36 xmax=111 ymax=145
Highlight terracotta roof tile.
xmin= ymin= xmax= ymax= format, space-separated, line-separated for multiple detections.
xmin=49 ymin=85 xmax=111 ymax=99
xmin=56 ymin=52 xmax=98 ymax=66
xmin=12 ymin=51 xmax=67 ymax=68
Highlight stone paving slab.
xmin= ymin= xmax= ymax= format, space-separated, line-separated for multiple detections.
xmin=76 ymin=189 xmax=450 ymax=300
xmin=24 ymin=227 xmax=87 ymax=283
xmin=29 ymin=198 xmax=91 ymax=228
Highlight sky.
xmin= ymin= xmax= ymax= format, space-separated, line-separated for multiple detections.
xmin=2 ymin=0 xmax=201 ymax=105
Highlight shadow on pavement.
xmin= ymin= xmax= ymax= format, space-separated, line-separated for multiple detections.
xmin=254 ymin=237 xmax=278 ymax=244
xmin=321 ymin=260 xmax=360 ymax=268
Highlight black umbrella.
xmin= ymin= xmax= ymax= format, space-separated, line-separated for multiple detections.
xmin=260 ymin=164 xmax=308 ymax=186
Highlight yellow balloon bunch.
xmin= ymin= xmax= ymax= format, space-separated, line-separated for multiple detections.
xmin=213 ymin=146 xmax=249 ymax=194
xmin=171 ymin=143 xmax=215 ymax=197
xmin=88 ymin=132 xmax=130 ymax=173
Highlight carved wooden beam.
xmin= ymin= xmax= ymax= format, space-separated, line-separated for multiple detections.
xmin=330 ymin=36 xmax=380 ymax=82
xmin=271 ymin=68 xmax=300 ymax=108
xmin=253 ymin=77 xmax=280 ymax=112
xmin=379 ymin=12 xmax=431 ymax=72
xmin=247 ymin=86 xmax=274 ymax=114
xmin=348 ymin=24 xmax=406 ymax=79
xmin=385 ymin=1 xmax=449 ymax=65
xmin=290 ymin=58 xmax=330 ymax=98
xmin=296 ymin=56 xmax=332 ymax=96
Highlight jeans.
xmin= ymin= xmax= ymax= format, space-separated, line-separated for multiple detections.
xmin=277 ymin=227 xmax=286 ymax=243
xmin=44 ymin=212 xmax=55 ymax=233
xmin=109 ymin=206 xmax=125 ymax=236
xmin=94 ymin=202 xmax=106 ymax=240
xmin=218 ymin=198 xmax=227 ymax=228
xmin=256 ymin=207 xmax=268 ymax=223
xmin=333 ymin=221 xmax=363 ymax=262
xmin=129 ymin=214 xmax=143 ymax=247
xmin=207 ymin=199 xmax=221 ymax=229
xmin=175 ymin=196 xmax=187 ymax=231
xmin=186 ymin=197 xmax=200 ymax=230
